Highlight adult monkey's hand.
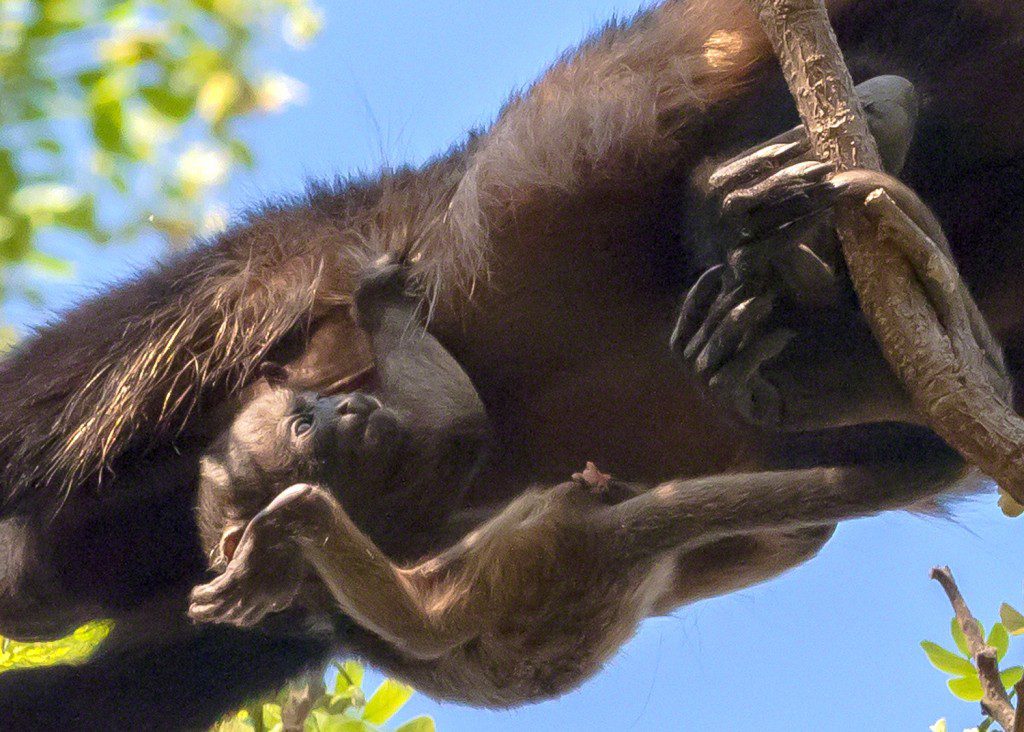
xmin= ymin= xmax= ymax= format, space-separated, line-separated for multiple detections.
xmin=748 ymin=0 xmax=1024 ymax=506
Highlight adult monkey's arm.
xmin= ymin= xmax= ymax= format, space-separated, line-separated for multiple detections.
xmin=748 ymin=0 xmax=1024 ymax=503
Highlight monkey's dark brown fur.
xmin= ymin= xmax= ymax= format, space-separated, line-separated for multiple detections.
xmin=0 ymin=0 xmax=1022 ymax=727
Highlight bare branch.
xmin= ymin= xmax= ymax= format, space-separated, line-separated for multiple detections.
xmin=931 ymin=566 xmax=1016 ymax=730
xmin=746 ymin=0 xmax=1024 ymax=502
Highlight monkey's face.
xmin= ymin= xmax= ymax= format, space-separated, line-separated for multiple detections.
xmin=233 ymin=384 xmax=407 ymax=488
xmin=198 ymin=382 xmax=411 ymax=568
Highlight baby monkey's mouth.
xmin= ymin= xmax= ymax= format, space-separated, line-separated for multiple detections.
xmin=326 ymin=392 xmax=405 ymax=467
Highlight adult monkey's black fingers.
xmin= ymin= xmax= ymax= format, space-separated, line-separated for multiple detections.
xmin=722 ymin=161 xmax=835 ymax=232
xmin=694 ymin=295 xmax=774 ymax=376
xmin=671 ymin=264 xmax=725 ymax=354
xmin=858 ymin=75 xmax=918 ymax=175
xmin=773 ymin=241 xmax=842 ymax=309
xmin=682 ymin=282 xmax=753 ymax=363
xmin=708 ymin=329 xmax=795 ymax=428
xmin=709 ymin=75 xmax=916 ymax=198
xmin=709 ymin=137 xmax=809 ymax=195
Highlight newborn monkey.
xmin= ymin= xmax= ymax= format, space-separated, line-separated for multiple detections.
xmin=190 ymin=269 xmax=963 ymax=707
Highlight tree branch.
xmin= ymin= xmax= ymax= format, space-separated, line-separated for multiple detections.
xmin=1014 ymin=677 xmax=1024 ymax=732
xmin=281 ymin=670 xmax=326 ymax=732
xmin=746 ymin=0 xmax=1024 ymax=503
xmin=931 ymin=566 xmax=1016 ymax=730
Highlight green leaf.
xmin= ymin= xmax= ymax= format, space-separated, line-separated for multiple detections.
xmin=318 ymin=717 xmax=369 ymax=732
xmin=104 ymin=1 xmax=139 ymax=22
xmin=1001 ymin=666 xmax=1024 ymax=690
xmin=1001 ymin=604 xmax=1024 ymax=635
xmin=91 ymin=100 xmax=127 ymax=155
xmin=34 ymin=140 xmax=62 ymax=155
xmin=262 ymin=701 xmax=282 ymax=729
xmin=988 ymin=623 xmax=1010 ymax=661
xmin=921 ymin=641 xmax=975 ymax=677
xmin=26 ymin=250 xmax=75 ymax=278
xmin=212 ymin=713 xmax=252 ymax=732
xmin=326 ymin=688 xmax=360 ymax=715
xmin=229 ymin=138 xmax=255 ymax=167
xmin=951 ymin=618 xmax=976 ymax=657
xmin=0 ymin=214 xmax=32 ymax=262
xmin=333 ymin=660 xmax=363 ymax=693
xmin=52 ymin=194 xmax=104 ymax=241
xmin=308 ymin=708 xmax=330 ymax=731
xmin=948 ymin=675 xmax=984 ymax=702
xmin=140 ymin=85 xmax=196 ymax=121
xmin=77 ymin=69 xmax=104 ymax=90
xmin=0 ymin=620 xmax=113 ymax=672
xmin=394 ymin=716 xmax=436 ymax=732
xmin=0 ymin=149 xmax=18 ymax=202
xmin=362 ymin=679 xmax=413 ymax=725
xmin=197 ymin=71 xmax=241 ymax=123
xmin=0 ymin=326 xmax=19 ymax=353
xmin=11 ymin=184 xmax=83 ymax=218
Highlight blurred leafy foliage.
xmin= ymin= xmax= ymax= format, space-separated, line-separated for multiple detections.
xmin=0 ymin=0 xmax=322 ymax=307
xmin=0 ymin=619 xmax=113 ymax=670
xmin=0 ymin=631 xmax=434 ymax=731
xmin=213 ymin=660 xmax=434 ymax=732
xmin=924 ymin=605 xmax=1024 ymax=731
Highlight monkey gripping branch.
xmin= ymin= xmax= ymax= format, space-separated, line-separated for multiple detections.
xmin=748 ymin=0 xmax=1024 ymax=505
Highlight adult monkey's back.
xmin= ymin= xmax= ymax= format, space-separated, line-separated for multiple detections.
xmin=0 ymin=0 xmax=1022 ymax=727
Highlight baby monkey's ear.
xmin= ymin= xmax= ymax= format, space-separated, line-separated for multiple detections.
xmin=219 ymin=524 xmax=244 ymax=564
xmin=258 ymin=362 xmax=290 ymax=387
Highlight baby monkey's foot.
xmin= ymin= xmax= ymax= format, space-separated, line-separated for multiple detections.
xmin=571 ymin=462 xmax=641 ymax=505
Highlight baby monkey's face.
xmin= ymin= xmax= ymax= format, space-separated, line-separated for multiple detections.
xmin=198 ymin=382 xmax=408 ymax=569
xmin=231 ymin=384 xmax=405 ymax=488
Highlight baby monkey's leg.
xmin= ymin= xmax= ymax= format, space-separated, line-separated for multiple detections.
xmin=602 ymin=451 xmax=964 ymax=562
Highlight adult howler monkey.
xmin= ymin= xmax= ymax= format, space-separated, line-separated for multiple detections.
xmin=0 ymin=0 xmax=1021 ymax=727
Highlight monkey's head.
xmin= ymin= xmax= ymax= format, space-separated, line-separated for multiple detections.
xmin=196 ymin=375 xmax=406 ymax=571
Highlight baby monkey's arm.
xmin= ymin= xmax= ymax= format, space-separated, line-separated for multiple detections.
xmin=189 ymin=483 xmax=477 ymax=660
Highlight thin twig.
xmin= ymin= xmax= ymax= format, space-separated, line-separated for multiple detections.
xmin=931 ymin=566 xmax=1016 ymax=730
xmin=281 ymin=670 xmax=327 ymax=732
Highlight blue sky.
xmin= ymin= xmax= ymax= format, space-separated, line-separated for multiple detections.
xmin=13 ymin=2 xmax=1024 ymax=730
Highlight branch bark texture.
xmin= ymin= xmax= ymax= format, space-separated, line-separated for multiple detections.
xmin=747 ymin=0 xmax=1024 ymax=501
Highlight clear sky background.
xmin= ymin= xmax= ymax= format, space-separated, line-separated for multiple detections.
xmin=10 ymin=2 xmax=1024 ymax=730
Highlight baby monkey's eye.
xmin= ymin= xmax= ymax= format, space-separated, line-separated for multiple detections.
xmin=291 ymin=415 xmax=313 ymax=437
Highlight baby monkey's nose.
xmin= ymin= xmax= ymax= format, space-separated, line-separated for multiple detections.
xmin=334 ymin=392 xmax=381 ymax=416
